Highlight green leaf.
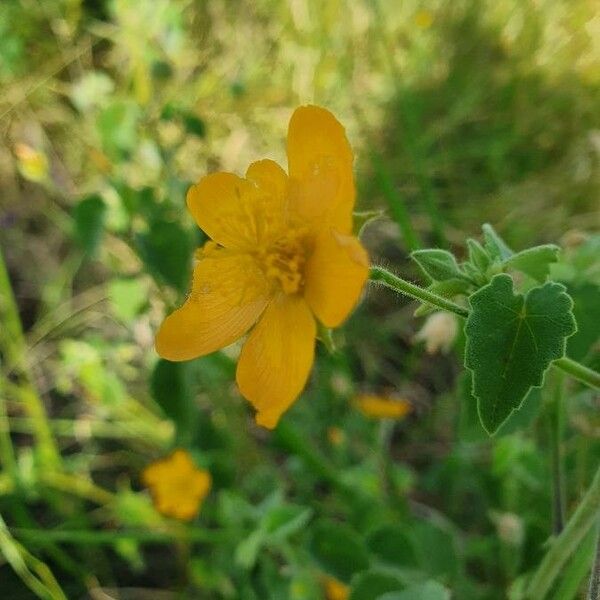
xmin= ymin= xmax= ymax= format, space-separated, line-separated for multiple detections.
xmin=465 ymin=274 xmax=577 ymax=434
xmin=235 ymin=530 xmax=264 ymax=570
xmin=460 ymin=373 xmax=542 ymax=439
xmin=564 ymin=282 xmax=600 ymax=362
xmin=262 ymin=505 xmax=312 ymax=541
xmin=410 ymin=521 xmax=459 ymax=580
xmin=466 ymin=238 xmax=491 ymax=273
xmin=150 ymin=359 xmax=196 ymax=441
xmin=97 ymin=100 xmax=139 ymax=157
xmin=136 ymin=221 xmax=192 ymax=291
xmin=182 ymin=113 xmax=206 ymax=138
xmin=108 ymin=278 xmax=147 ymax=322
xmin=366 ymin=524 xmax=419 ymax=568
xmin=349 ymin=570 xmax=405 ymax=600
xmin=378 ymin=581 xmax=449 ymax=600
xmin=308 ymin=520 xmax=370 ymax=583
xmin=503 ymin=244 xmax=560 ymax=282
xmin=354 ymin=209 xmax=385 ymax=237
xmin=73 ymin=195 xmax=106 ymax=256
xmin=411 ymin=249 xmax=465 ymax=282
xmin=482 ymin=223 xmax=513 ymax=260
xmin=414 ymin=278 xmax=471 ymax=317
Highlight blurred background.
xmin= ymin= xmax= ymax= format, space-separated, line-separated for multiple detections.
xmin=0 ymin=0 xmax=599 ymax=598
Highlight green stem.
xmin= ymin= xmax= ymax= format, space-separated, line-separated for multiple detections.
xmin=589 ymin=529 xmax=600 ymax=600
xmin=526 ymin=465 xmax=600 ymax=599
xmin=369 ymin=151 xmax=421 ymax=251
xmin=548 ymin=372 xmax=566 ymax=534
xmin=0 ymin=246 xmax=61 ymax=468
xmin=0 ymin=377 xmax=18 ymax=485
xmin=554 ymin=357 xmax=600 ymax=389
xmin=369 ymin=265 xmax=469 ymax=318
xmin=369 ymin=266 xmax=600 ymax=391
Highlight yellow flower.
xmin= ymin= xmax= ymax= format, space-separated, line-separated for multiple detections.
xmin=142 ymin=449 xmax=211 ymax=521
xmin=327 ymin=426 xmax=345 ymax=446
xmin=156 ymin=106 xmax=369 ymax=428
xmin=15 ymin=143 xmax=49 ymax=182
xmin=355 ymin=394 xmax=412 ymax=420
xmin=323 ymin=576 xmax=350 ymax=600
xmin=414 ymin=10 xmax=434 ymax=29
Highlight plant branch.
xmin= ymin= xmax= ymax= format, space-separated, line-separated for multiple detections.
xmin=369 ymin=265 xmax=469 ymax=318
xmin=369 ymin=265 xmax=600 ymax=391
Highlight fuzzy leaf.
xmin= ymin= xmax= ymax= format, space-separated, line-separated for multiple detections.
xmin=503 ymin=244 xmax=560 ymax=282
xmin=482 ymin=223 xmax=513 ymax=260
xmin=465 ymin=274 xmax=576 ymax=434
xmin=466 ymin=238 xmax=491 ymax=272
xmin=411 ymin=249 xmax=464 ymax=282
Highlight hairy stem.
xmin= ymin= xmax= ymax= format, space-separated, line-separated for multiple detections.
xmin=369 ymin=265 xmax=469 ymax=318
xmin=369 ymin=265 xmax=600 ymax=391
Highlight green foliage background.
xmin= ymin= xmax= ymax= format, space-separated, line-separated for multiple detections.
xmin=0 ymin=0 xmax=599 ymax=598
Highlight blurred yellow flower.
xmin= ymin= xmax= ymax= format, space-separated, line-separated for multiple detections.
xmin=415 ymin=10 xmax=434 ymax=29
xmin=355 ymin=394 xmax=412 ymax=420
xmin=323 ymin=576 xmax=349 ymax=600
xmin=142 ymin=449 xmax=211 ymax=521
xmin=327 ymin=426 xmax=345 ymax=446
xmin=414 ymin=311 xmax=458 ymax=354
xmin=15 ymin=143 xmax=49 ymax=183
xmin=156 ymin=106 xmax=369 ymax=428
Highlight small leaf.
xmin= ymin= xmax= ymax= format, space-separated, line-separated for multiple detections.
xmin=465 ymin=274 xmax=577 ymax=434
xmin=309 ymin=520 xmax=370 ymax=583
xmin=466 ymin=238 xmax=491 ymax=272
xmin=411 ymin=249 xmax=465 ymax=282
xmin=182 ymin=113 xmax=206 ymax=138
xmin=354 ymin=209 xmax=385 ymax=237
xmin=97 ymin=100 xmax=139 ymax=157
xmin=73 ymin=195 xmax=106 ymax=257
xmin=378 ymin=581 xmax=450 ymax=600
xmin=503 ymin=244 xmax=560 ymax=282
xmin=366 ymin=524 xmax=419 ymax=568
xmin=349 ymin=570 xmax=405 ymax=600
xmin=136 ymin=220 xmax=192 ymax=291
xmin=150 ymin=359 xmax=195 ymax=441
xmin=482 ymin=223 xmax=513 ymax=260
xmin=414 ymin=279 xmax=471 ymax=317
xmin=262 ymin=505 xmax=312 ymax=541
xmin=235 ymin=530 xmax=264 ymax=570
xmin=108 ymin=278 xmax=147 ymax=322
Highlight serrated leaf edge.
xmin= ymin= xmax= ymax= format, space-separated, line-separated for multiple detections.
xmin=464 ymin=274 xmax=577 ymax=435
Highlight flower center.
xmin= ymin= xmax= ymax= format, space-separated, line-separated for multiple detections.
xmin=261 ymin=232 xmax=308 ymax=294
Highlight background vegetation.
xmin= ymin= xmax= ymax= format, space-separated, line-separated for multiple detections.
xmin=0 ymin=0 xmax=599 ymax=598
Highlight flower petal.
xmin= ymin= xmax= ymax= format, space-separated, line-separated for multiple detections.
xmin=246 ymin=159 xmax=288 ymax=204
xmin=304 ymin=229 xmax=369 ymax=328
xmin=155 ymin=249 xmax=269 ymax=361
xmin=236 ymin=295 xmax=316 ymax=428
xmin=187 ymin=166 xmax=288 ymax=249
xmin=286 ymin=105 xmax=355 ymax=233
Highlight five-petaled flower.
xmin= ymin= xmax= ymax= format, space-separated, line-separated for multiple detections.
xmin=142 ymin=449 xmax=211 ymax=521
xmin=156 ymin=106 xmax=369 ymax=427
